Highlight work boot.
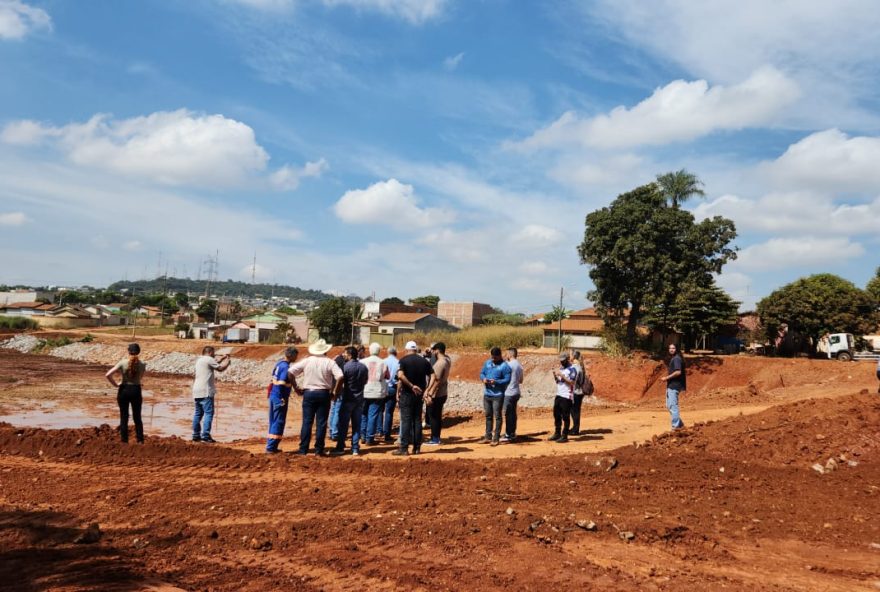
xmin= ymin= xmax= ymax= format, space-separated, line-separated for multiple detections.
xmin=391 ymin=449 xmax=409 ymax=456
xmin=548 ymin=433 xmax=561 ymax=441
xmin=556 ymin=436 xmax=569 ymax=443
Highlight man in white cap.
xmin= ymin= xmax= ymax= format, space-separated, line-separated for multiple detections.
xmin=289 ymin=339 xmax=344 ymax=456
xmin=393 ymin=340 xmax=434 ymax=456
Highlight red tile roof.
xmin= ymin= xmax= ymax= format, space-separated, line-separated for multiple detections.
xmin=543 ymin=318 xmax=605 ymax=333
xmin=379 ymin=312 xmax=431 ymax=323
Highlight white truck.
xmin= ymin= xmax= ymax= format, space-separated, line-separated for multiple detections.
xmin=817 ymin=333 xmax=855 ymax=361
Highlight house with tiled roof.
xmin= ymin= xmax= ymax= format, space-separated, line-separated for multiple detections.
xmin=542 ymin=307 xmax=610 ymax=350
xmin=357 ymin=312 xmax=455 ymax=347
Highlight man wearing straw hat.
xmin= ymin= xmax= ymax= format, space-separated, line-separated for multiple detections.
xmin=289 ymin=339 xmax=344 ymax=456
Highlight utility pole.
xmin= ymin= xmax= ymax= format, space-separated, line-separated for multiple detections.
xmin=557 ymin=286 xmax=564 ymax=353
xmin=159 ymin=265 xmax=169 ymax=327
xmin=251 ymin=252 xmax=257 ymax=285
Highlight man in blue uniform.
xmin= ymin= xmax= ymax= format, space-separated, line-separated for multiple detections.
xmin=266 ymin=347 xmax=301 ymax=453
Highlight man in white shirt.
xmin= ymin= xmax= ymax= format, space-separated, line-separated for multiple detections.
xmin=549 ymin=352 xmax=576 ymax=443
xmin=502 ymin=347 xmax=524 ymax=442
xmin=192 ymin=346 xmax=230 ymax=443
xmin=289 ymin=339 xmax=344 ymax=456
xmin=360 ymin=343 xmax=389 ymax=445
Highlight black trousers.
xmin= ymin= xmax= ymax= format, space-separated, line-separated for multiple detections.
xmin=117 ymin=384 xmax=144 ymax=443
xmin=398 ymin=391 xmax=423 ymax=451
xmin=553 ymin=397 xmax=572 ymax=436
xmin=426 ymin=396 xmax=446 ymax=442
xmin=570 ymin=394 xmax=584 ymax=432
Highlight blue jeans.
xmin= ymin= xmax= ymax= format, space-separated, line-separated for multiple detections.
xmin=483 ymin=396 xmax=503 ymax=440
xmin=362 ymin=398 xmax=384 ymax=442
xmin=329 ymin=398 xmax=341 ymax=439
xmin=503 ymin=394 xmax=520 ymax=438
xmin=666 ymin=388 xmax=684 ymax=429
xmin=266 ymin=396 xmax=288 ymax=452
xmin=334 ymin=396 xmax=364 ymax=452
xmin=299 ymin=390 xmax=332 ymax=454
xmin=382 ymin=386 xmax=396 ymax=437
xmin=192 ymin=397 xmax=215 ymax=439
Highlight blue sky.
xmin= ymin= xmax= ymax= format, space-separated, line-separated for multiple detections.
xmin=1 ymin=0 xmax=879 ymax=313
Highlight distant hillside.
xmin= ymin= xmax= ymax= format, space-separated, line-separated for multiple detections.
xmin=108 ymin=278 xmax=334 ymax=301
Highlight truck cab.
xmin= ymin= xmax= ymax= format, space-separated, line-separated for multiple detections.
xmin=818 ymin=333 xmax=855 ymax=361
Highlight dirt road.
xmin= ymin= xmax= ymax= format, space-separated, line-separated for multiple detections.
xmin=0 ymin=347 xmax=879 ymax=590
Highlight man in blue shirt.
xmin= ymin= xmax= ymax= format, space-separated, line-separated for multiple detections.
xmin=479 ymin=347 xmax=511 ymax=446
xmin=266 ymin=347 xmax=301 ymax=453
xmin=331 ymin=346 xmax=369 ymax=456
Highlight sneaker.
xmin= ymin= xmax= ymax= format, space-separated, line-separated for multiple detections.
xmin=314 ymin=450 xmax=325 ymax=457
xmin=424 ymin=439 xmax=441 ymax=446
xmin=569 ymin=430 xmax=580 ymax=436
xmin=478 ymin=436 xmax=492 ymax=444
xmin=500 ymin=435 xmax=510 ymax=442
xmin=329 ymin=449 xmax=346 ymax=457
xmin=191 ymin=435 xmax=201 ymax=442
xmin=383 ymin=435 xmax=394 ymax=443
xmin=412 ymin=448 xmax=421 ymax=455
xmin=201 ymin=435 xmax=217 ymax=444
xmin=265 ymin=449 xmax=281 ymax=454
xmin=352 ymin=450 xmax=360 ymax=456
xmin=295 ymin=450 xmax=308 ymax=456
xmin=391 ymin=449 xmax=409 ymax=456
xmin=548 ymin=433 xmax=561 ymax=441
xmin=491 ymin=440 xmax=500 ymax=447
xmin=366 ymin=439 xmax=377 ymax=446
xmin=556 ymin=436 xmax=569 ymax=443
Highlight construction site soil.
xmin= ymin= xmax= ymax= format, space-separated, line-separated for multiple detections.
xmin=0 ymin=340 xmax=879 ymax=591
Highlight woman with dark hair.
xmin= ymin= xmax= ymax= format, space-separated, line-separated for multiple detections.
xmin=105 ymin=343 xmax=146 ymax=443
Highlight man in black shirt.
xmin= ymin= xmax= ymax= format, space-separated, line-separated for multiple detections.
xmin=393 ymin=340 xmax=434 ymax=456
xmin=660 ymin=343 xmax=686 ymax=430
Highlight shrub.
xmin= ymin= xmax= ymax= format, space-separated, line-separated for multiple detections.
xmin=0 ymin=316 xmax=39 ymax=330
xmin=33 ymin=336 xmax=73 ymax=352
xmin=80 ymin=333 xmax=94 ymax=343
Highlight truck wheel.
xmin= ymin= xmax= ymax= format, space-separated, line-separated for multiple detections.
xmin=837 ymin=351 xmax=852 ymax=362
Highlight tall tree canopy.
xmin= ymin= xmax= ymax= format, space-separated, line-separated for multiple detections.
xmin=309 ymin=297 xmax=357 ymax=345
xmin=656 ymin=169 xmax=705 ymax=208
xmin=380 ymin=297 xmax=404 ymax=305
xmin=757 ymin=274 xmax=879 ymax=351
xmin=578 ymin=182 xmax=737 ymax=346
xmin=667 ymin=279 xmax=740 ymax=350
xmin=411 ymin=295 xmax=440 ymax=308
xmin=866 ymin=266 xmax=880 ymax=304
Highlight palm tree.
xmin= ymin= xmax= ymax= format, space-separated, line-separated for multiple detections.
xmin=656 ymin=169 xmax=705 ymax=208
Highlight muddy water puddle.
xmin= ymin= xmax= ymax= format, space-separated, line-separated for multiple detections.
xmin=0 ymin=389 xmax=274 ymax=441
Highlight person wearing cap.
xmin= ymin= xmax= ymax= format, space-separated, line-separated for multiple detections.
xmin=381 ymin=346 xmax=400 ymax=442
xmin=424 ymin=342 xmax=451 ymax=445
xmin=289 ymin=339 xmax=344 ymax=455
xmin=501 ymin=347 xmax=524 ymax=442
xmin=393 ymin=340 xmax=434 ymax=456
xmin=479 ymin=347 xmax=512 ymax=446
xmin=360 ymin=343 xmax=390 ymax=445
xmin=265 ymin=347 xmax=302 ymax=454
xmin=549 ymin=352 xmax=577 ymax=443
xmin=191 ymin=345 xmax=231 ymax=444
xmin=105 ymin=343 xmax=147 ymax=444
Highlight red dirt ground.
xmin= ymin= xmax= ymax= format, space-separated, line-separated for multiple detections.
xmin=1 ymin=344 xmax=879 ymax=591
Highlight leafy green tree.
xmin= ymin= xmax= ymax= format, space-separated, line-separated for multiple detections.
xmin=543 ymin=306 xmax=570 ymax=324
xmin=668 ymin=280 xmax=740 ymax=350
xmin=309 ymin=297 xmax=356 ymax=344
xmin=196 ymin=299 xmax=217 ymax=321
xmin=380 ymin=296 xmax=405 ymax=305
xmin=866 ymin=266 xmax=880 ymax=304
xmin=757 ymin=274 xmax=880 ymax=352
xmin=578 ymin=182 xmax=737 ymax=346
xmin=411 ymin=295 xmax=440 ymax=308
xmin=174 ymin=292 xmax=189 ymax=309
xmin=656 ymin=169 xmax=705 ymax=209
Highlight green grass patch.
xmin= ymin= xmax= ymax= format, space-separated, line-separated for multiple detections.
xmin=0 ymin=316 xmax=39 ymax=331
xmin=401 ymin=325 xmax=544 ymax=350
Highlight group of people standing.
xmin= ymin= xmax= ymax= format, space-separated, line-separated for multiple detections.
xmin=103 ymin=338 xmax=694 ymax=451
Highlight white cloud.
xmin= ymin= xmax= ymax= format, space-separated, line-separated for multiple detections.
xmin=239 ymin=262 xmax=274 ymax=281
xmin=0 ymin=211 xmax=27 ymax=225
xmin=333 ymin=178 xmax=454 ymax=228
xmin=322 ymin=0 xmax=447 ymax=24
xmin=122 ymin=240 xmax=143 ymax=252
xmin=588 ymin=1 xmax=880 ymax=128
xmin=715 ymin=271 xmax=753 ymax=310
xmin=270 ymin=158 xmax=329 ymax=191
xmin=514 ymin=67 xmax=798 ymax=151
xmin=443 ymin=51 xmax=464 ymax=71
xmin=512 ymin=224 xmax=563 ymax=248
xmin=519 ymin=260 xmax=550 ymax=275
xmin=549 ymin=153 xmax=645 ymax=190
xmin=693 ymin=192 xmax=880 ymax=237
xmin=1 ymin=110 xmax=272 ymax=188
xmin=733 ymin=237 xmax=865 ymax=272
xmin=0 ymin=0 xmax=51 ymax=40
xmin=760 ymin=129 xmax=880 ymax=193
